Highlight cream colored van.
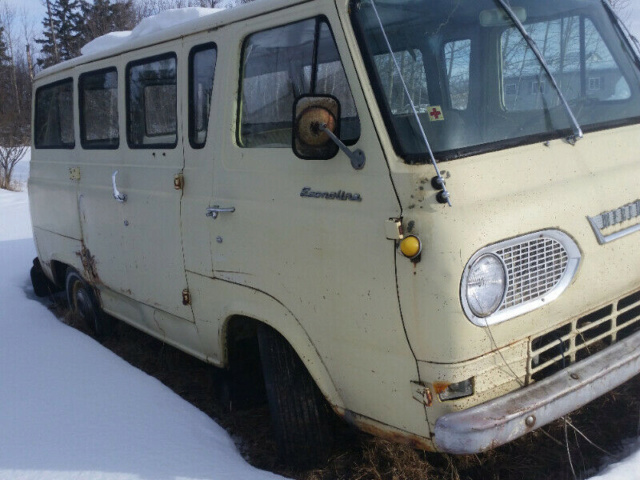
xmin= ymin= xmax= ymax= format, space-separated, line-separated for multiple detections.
xmin=29 ymin=0 xmax=640 ymax=466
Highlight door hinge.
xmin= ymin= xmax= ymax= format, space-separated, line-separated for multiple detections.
xmin=182 ymin=288 xmax=191 ymax=306
xmin=385 ymin=218 xmax=404 ymax=240
xmin=411 ymin=380 xmax=433 ymax=407
xmin=174 ymin=173 xmax=184 ymax=191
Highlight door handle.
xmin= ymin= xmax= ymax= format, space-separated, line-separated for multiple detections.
xmin=112 ymin=170 xmax=127 ymax=203
xmin=206 ymin=206 xmax=235 ymax=219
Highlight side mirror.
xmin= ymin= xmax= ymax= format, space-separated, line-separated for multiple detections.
xmin=292 ymin=95 xmax=366 ymax=170
xmin=293 ymin=95 xmax=340 ymax=160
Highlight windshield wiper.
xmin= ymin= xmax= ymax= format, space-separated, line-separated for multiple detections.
xmin=601 ymin=0 xmax=640 ymax=65
xmin=495 ymin=0 xmax=583 ymax=145
xmin=368 ymin=0 xmax=452 ymax=206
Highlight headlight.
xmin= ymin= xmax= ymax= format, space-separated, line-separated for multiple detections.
xmin=464 ymin=254 xmax=507 ymax=318
xmin=461 ymin=230 xmax=581 ymax=326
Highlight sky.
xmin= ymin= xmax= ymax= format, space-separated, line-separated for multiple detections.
xmin=4 ymin=1 xmax=640 ymax=41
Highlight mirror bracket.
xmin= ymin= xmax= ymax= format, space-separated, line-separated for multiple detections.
xmin=319 ymin=124 xmax=366 ymax=170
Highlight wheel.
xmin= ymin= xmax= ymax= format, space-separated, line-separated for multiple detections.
xmin=257 ymin=324 xmax=334 ymax=468
xmin=30 ymin=258 xmax=60 ymax=297
xmin=65 ymin=269 xmax=113 ymax=338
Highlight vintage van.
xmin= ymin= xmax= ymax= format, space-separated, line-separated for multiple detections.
xmin=29 ymin=0 xmax=640 ymax=466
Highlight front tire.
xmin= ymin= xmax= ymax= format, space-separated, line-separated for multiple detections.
xmin=65 ymin=269 xmax=113 ymax=338
xmin=257 ymin=324 xmax=334 ymax=468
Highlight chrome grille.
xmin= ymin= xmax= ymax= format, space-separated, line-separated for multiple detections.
xmin=528 ymin=289 xmax=640 ymax=383
xmin=496 ymin=237 xmax=569 ymax=311
xmin=461 ymin=230 xmax=581 ymax=326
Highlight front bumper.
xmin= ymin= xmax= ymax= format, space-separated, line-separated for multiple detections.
xmin=434 ymin=329 xmax=640 ymax=454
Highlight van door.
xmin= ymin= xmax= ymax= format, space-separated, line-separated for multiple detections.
xmin=185 ymin=8 xmax=428 ymax=437
xmin=107 ymin=46 xmax=193 ymax=323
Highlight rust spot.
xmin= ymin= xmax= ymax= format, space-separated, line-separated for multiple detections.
xmin=347 ymin=416 xmax=435 ymax=452
xmin=76 ymin=246 xmax=100 ymax=284
xmin=432 ymin=381 xmax=451 ymax=395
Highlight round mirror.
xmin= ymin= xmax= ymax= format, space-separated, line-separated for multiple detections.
xmin=295 ymin=106 xmax=337 ymax=147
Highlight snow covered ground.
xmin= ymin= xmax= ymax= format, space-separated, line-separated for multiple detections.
xmin=0 ymin=154 xmax=639 ymax=479
xmin=0 ymin=156 xmax=282 ymax=479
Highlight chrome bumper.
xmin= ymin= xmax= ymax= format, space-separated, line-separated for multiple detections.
xmin=434 ymin=330 xmax=640 ymax=454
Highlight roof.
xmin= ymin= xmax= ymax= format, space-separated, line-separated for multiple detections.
xmin=36 ymin=0 xmax=312 ymax=80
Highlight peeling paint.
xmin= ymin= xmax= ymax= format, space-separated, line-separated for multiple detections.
xmin=76 ymin=246 xmax=100 ymax=285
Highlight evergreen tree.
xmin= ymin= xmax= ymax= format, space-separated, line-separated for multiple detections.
xmin=36 ymin=0 xmax=83 ymax=67
xmin=0 ymin=25 xmax=10 ymax=66
xmin=80 ymin=0 xmax=135 ymax=45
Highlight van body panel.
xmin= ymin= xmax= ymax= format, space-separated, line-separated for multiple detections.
xmin=391 ymin=126 xmax=640 ymax=364
xmin=29 ymin=0 xmax=640 ymax=455
xmin=179 ymin=2 xmax=428 ymax=438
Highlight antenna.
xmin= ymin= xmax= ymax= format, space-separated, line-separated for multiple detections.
xmin=368 ymin=0 xmax=452 ymax=206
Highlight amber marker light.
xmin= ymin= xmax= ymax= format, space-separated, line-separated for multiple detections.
xmin=400 ymin=235 xmax=422 ymax=260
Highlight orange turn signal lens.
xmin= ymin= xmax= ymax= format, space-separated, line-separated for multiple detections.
xmin=400 ymin=235 xmax=422 ymax=259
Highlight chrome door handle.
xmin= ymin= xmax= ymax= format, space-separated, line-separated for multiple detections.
xmin=112 ymin=170 xmax=127 ymax=203
xmin=206 ymin=206 xmax=235 ymax=219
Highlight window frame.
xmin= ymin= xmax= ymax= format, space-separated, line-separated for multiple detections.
xmin=236 ymin=15 xmax=360 ymax=149
xmin=125 ymin=52 xmax=178 ymax=150
xmin=79 ymin=67 xmax=120 ymax=150
xmin=34 ymin=77 xmax=75 ymax=150
xmin=188 ymin=42 xmax=218 ymax=150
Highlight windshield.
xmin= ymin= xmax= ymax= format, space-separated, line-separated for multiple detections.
xmin=350 ymin=0 xmax=640 ymax=162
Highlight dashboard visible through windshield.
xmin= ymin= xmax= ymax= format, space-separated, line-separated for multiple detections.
xmin=350 ymin=0 xmax=640 ymax=162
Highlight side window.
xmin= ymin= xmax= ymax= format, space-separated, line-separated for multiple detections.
xmin=374 ymin=50 xmax=429 ymax=115
xmin=501 ymin=16 xmax=630 ymax=111
xmin=189 ymin=43 xmax=217 ymax=148
xmin=239 ymin=17 xmax=360 ymax=148
xmin=127 ymin=54 xmax=177 ymax=148
xmin=79 ymin=68 xmax=119 ymax=149
xmin=444 ymin=40 xmax=471 ymax=110
xmin=34 ymin=79 xmax=74 ymax=149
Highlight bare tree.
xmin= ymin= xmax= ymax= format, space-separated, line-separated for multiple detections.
xmin=0 ymin=126 xmax=28 ymax=190
xmin=1 ymin=2 xmax=21 ymax=114
xmin=609 ymin=0 xmax=631 ymax=20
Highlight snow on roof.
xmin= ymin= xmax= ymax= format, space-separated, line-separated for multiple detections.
xmin=81 ymin=7 xmax=225 ymax=56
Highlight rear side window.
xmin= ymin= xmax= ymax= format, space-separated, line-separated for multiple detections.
xmin=501 ymin=17 xmax=630 ymax=111
xmin=189 ymin=43 xmax=217 ymax=148
xmin=239 ymin=17 xmax=360 ymax=148
xmin=127 ymin=54 xmax=177 ymax=148
xmin=34 ymin=79 xmax=74 ymax=149
xmin=444 ymin=39 xmax=471 ymax=110
xmin=79 ymin=68 xmax=119 ymax=149
xmin=374 ymin=49 xmax=429 ymax=114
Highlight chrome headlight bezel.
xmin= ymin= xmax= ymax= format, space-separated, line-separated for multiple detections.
xmin=464 ymin=253 xmax=508 ymax=318
xmin=461 ymin=230 xmax=581 ymax=326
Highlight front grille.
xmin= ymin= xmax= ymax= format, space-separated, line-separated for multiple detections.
xmin=461 ymin=230 xmax=581 ymax=326
xmin=528 ymin=289 xmax=640 ymax=383
xmin=496 ymin=237 xmax=569 ymax=311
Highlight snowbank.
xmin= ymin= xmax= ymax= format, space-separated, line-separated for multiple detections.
xmin=0 ymin=188 xmax=283 ymax=479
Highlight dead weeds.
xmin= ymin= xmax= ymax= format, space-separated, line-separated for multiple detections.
xmin=48 ymin=295 xmax=640 ymax=480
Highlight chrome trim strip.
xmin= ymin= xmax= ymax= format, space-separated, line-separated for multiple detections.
xmin=588 ymin=199 xmax=640 ymax=244
xmin=588 ymin=216 xmax=640 ymax=245
xmin=434 ymin=329 xmax=640 ymax=454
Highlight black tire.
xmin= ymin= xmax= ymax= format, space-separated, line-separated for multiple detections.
xmin=30 ymin=258 xmax=60 ymax=297
xmin=65 ymin=269 xmax=113 ymax=338
xmin=257 ymin=324 xmax=333 ymax=468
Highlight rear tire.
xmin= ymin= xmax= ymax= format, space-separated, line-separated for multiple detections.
xmin=30 ymin=258 xmax=60 ymax=297
xmin=257 ymin=324 xmax=333 ymax=468
xmin=65 ymin=269 xmax=113 ymax=338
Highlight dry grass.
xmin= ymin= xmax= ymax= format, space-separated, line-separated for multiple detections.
xmin=51 ymin=295 xmax=640 ymax=480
